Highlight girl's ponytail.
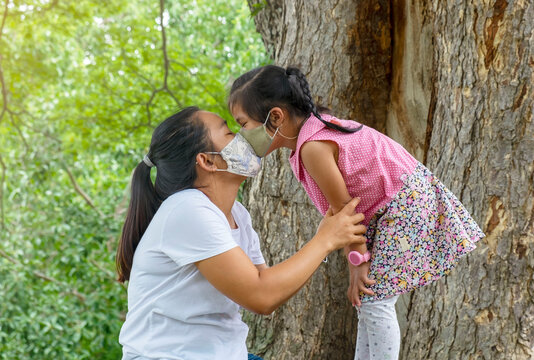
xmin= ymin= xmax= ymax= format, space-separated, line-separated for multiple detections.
xmin=116 ymin=106 xmax=210 ymax=283
xmin=285 ymin=67 xmax=362 ymax=133
xmin=116 ymin=161 xmax=160 ymax=283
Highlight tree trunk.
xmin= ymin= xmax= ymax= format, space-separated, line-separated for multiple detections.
xmin=244 ymin=0 xmax=534 ymax=359
xmin=397 ymin=1 xmax=534 ymax=359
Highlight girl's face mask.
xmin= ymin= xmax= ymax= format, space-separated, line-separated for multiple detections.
xmin=238 ymin=112 xmax=275 ymax=157
xmin=205 ymin=133 xmax=262 ymax=177
xmin=238 ymin=111 xmax=297 ymax=157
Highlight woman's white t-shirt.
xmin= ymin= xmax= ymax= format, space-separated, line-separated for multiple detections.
xmin=119 ymin=189 xmax=265 ymax=360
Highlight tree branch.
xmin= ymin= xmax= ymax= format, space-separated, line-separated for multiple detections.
xmin=0 ymin=153 xmax=5 ymax=230
xmin=0 ymin=60 xmax=6 ymax=123
xmin=0 ymin=0 xmax=8 ymax=123
xmin=158 ymin=0 xmax=182 ymax=108
xmin=5 ymin=0 xmax=59 ymax=18
xmin=8 ymin=110 xmax=30 ymax=154
xmin=9 ymin=108 xmax=62 ymax=145
xmin=89 ymin=259 xmax=116 ymax=280
xmin=6 ymin=109 xmax=108 ymax=221
xmin=0 ymin=248 xmax=87 ymax=302
xmin=0 ymin=0 xmax=8 ymax=44
xmin=159 ymin=0 xmax=170 ymax=89
xmin=120 ymin=48 xmax=157 ymax=91
xmin=169 ymin=61 xmax=223 ymax=105
xmin=62 ymin=164 xmax=105 ymax=218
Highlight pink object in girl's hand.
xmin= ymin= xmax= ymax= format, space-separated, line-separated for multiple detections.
xmin=348 ymin=251 xmax=371 ymax=266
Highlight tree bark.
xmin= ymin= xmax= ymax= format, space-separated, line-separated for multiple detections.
xmin=397 ymin=1 xmax=534 ymax=359
xmin=244 ymin=0 xmax=534 ymax=359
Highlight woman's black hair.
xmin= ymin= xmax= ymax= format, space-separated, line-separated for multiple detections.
xmin=116 ymin=106 xmax=212 ymax=282
xmin=228 ymin=65 xmax=362 ymax=133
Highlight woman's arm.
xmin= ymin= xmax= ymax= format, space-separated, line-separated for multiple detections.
xmin=300 ymin=140 xmax=367 ymax=255
xmin=196 ymin=198 xmax=366 ymax=315
xmin=255 ymin=263 xmax=268 ymax=271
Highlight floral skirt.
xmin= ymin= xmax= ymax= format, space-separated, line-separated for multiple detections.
xmin=361 ymin=162 xmax=485 ymax=302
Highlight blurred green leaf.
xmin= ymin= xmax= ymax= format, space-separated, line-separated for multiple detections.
xmin=0 ymin=0 xmax=268 ymax=358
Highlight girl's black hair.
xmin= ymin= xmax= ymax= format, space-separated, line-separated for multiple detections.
xmin=116 ymin=106 xmax=211 ymax=282
xmin=228 ymin=65 xmax=362 ymax=133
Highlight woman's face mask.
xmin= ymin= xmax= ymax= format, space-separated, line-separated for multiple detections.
xmin=206 ymin=133 xmax=262 ymax=177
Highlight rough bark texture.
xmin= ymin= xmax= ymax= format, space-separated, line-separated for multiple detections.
xmin=243 ymin=1 xmax=391 ymax=359
xmin=398 ymin=1 xmax=534 ymax=359
xmin=244 ymin=0 xmax=534 ymax=359
xmin=387 ymin=0 xmax=433 ymax=162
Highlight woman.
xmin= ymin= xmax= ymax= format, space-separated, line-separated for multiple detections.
xmin=116 ymin=107 xmax=367 ymax=360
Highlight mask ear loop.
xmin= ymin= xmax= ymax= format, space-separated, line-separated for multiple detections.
xmin=265 ymin=111 xmax=298 ymax=140
xmin=201 ymin=152 xmax=228 ymax=172
xmin=277 ymin=125 xmax=297 ymax=140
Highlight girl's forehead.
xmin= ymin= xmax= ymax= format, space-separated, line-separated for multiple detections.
xmin=230 ymin=104 xmax=259 ymax=124
xmin=229 ymin=102 xmax=242 ymax=115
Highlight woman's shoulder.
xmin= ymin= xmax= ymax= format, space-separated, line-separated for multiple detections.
xmin=161 ymin=189 xmax=206 ymax=208
xmin=231 ymin=200 xmax=252 ymax=223
xmin=159 ymin=189 xmax=223 ymax=222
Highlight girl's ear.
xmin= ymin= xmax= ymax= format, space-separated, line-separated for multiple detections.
xmin=269 ymin=107 xmax=286 ymax=128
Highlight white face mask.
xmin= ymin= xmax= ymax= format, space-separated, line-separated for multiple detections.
xmin=205 ymin=133 xmax=262 ymax=177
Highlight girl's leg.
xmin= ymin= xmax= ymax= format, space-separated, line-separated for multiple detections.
xmin=354 ymin=307 xmax=371 ymax=360
xmin=357 ymin=295 xmax=400 ymax=360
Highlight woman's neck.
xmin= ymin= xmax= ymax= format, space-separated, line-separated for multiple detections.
xmin=197 ymin=177 xmax=242 ymax=228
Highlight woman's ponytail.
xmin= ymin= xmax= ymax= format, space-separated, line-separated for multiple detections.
xmin=116 ymin=161 xmax=160 ymax=282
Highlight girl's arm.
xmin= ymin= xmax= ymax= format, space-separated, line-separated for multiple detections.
xmin=299 ymin=140 xmax=367 ymax=255
xmin=300 ymin=140 xmax=375 ymax=306
xmin=196 ymin=198 xmax=366 ymax=315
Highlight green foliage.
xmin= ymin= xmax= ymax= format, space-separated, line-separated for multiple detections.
xmin=0 ymin=0 xmax=268 ymax=358
xmin=250 ymin=0 xmax=268 ymax=17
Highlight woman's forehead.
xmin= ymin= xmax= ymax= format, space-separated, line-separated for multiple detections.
xmin=198 ymin=111 xmax=224 ymax=126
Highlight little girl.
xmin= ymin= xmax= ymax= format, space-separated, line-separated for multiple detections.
xmin=227 ymin=65 xmax=484 ymax=360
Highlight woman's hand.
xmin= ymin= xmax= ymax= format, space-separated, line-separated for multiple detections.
xmin=196 ymin=197 xmax=367 ymax=315
xmin=347 ymin=262 xmax=376 ymax=307
xmin=316 ymin=197 xmax=367 ymax=252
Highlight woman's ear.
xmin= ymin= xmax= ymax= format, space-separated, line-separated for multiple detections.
xmin=195 ymin=153 xmax=218 ymax=173
xmin=268 ymin=107 xmax=286 ymax=128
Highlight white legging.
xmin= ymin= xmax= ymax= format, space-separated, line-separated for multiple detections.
xmin=354 ymin=295 xmax=401 ymax=360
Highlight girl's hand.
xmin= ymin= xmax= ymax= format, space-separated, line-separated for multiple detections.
xmin=316 ymin=198 xmax=367 ymax=251
xmin=347 ymin=261 xmax=376 ymax=307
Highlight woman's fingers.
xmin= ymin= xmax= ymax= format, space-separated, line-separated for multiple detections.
xmin=351 ymin=224 xmax=367 ymax=235
xmin=324 ymin=207 xmax=334 ymax=217
xmin=340 ymin=197 xmax=361 ymax=215
xmin=351 ymin=212 xmax=365 ymax=224
xmin=350 ymin=235 xmax=367 ymax=245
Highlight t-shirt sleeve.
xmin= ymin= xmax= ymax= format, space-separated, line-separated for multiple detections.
xmin=160 ymin=197 xmax=238 ymax=267
xmin=247 ymin=228 xmax=265 ymax=265
xmin=233 ymin=201 xmax=265 ymax=265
